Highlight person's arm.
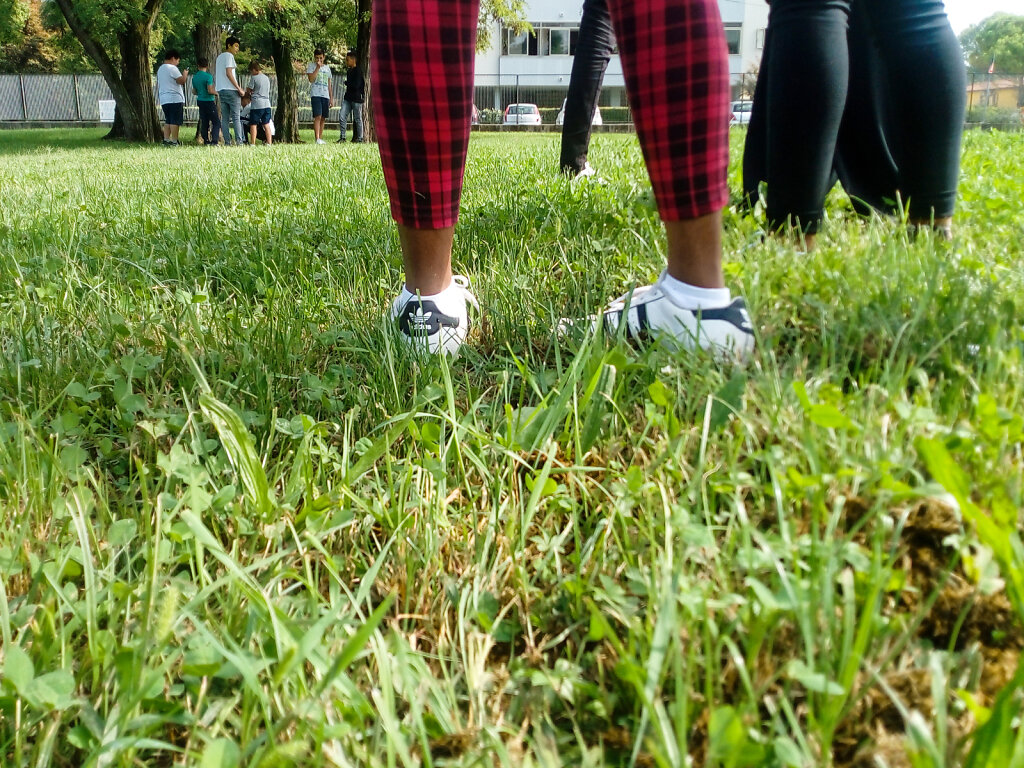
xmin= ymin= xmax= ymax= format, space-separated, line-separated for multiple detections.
xmin=175 ymin=67 xmax=189 ymax=85
xmin=227 ymin=66 xmax=244 ymax=95
xmin=306 ymin=63 xmax=319 ymax=84
xmin=207 ymin=81 xmax=217 ymax=96
xmin=328 ymin=71 xmax=333 ymax=107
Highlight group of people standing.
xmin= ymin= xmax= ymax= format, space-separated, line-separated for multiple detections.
xmin=155 ymin=37 xmax=366 ymax=147
xmin=306 ymin=49 xmax=366 ymax=144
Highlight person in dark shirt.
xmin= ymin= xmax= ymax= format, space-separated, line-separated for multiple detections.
xmin=338 ymin=50 xmax=366 ymax=143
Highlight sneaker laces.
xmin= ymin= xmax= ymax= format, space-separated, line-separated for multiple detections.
xmin=604 ymin=280 xmax=660 ymax=312
xmin=452 ymin=274 xmax=479 ymax=311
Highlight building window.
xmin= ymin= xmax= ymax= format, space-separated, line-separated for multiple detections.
xmin=549 ymin=28 xmax=571 ymax=55
xmin=501 ymin=24 xmax=583 ymax=56
xmin=504 ymin=29 xmax=529 ymax=56
xmin=755 ymin=28 xmax=766 ymax=49
xmin=725 ymin=24 xmax=741 ymax=55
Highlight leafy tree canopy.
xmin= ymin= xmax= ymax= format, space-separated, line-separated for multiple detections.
xmin=960 ymin=13 xmax=1024 ymax=74
xmin=0 ymin=0 xmax=29 ymax=47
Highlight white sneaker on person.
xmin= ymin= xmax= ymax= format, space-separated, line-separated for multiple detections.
xmin=564 ymin=272 xmax=755 ymax=360
xmin=576 ymin=162 xmax=597 ymax=179
xmin=316 ymin=138 xmax=326 ymax=145
xmin=390 ymin=275 xmax=478 ymax=356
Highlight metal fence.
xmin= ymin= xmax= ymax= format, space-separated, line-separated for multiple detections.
xmin=0 ymin=72 xmax=648 ymax=125
xmin=3 ymin=72 xmax=1020 ymax=127
xmin=0 ymin=74 xmax=115 ymax=121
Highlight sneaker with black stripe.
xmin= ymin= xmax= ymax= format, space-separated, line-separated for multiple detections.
xmin=573 ymin=272 xmax=755 ymax=360
xmin=390 ymin=275 xmax=478 ymax=356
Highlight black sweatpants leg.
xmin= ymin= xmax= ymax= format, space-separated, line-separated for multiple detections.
xmin=859 ymin=0 xmax=966 ymax=220
xmin=832 ymin=0 xmax=900 ymax=216
xmin=744 ymin=4 xmax=897 ymax=219
xmin=559 ymin=0 xmax=615 ymax=174
xmin=198 ymin=100 xmax=222 ymax=146
xmin=741 ymin=25 xmax=770 ymax=211
xmin=763 ymin=0 xmax=852 ymax=234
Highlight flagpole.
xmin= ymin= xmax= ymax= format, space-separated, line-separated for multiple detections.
xmin=986 ymin=55 xmax=995 ymax=116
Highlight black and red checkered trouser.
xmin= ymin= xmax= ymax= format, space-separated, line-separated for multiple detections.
xmin=373 ymin=0 xmax=730 ymax=229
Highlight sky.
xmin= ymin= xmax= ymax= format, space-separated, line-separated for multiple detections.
xmin=943 ymin=0 xmax=1023 ymax=35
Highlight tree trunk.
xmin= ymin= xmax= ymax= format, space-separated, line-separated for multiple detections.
xmin=191 ymin=21 xmax=220 ymax=68
xmin=52 ymin=0 xmax=163 ymax=143
xmin=356 ymin=0 xmax=374 ymax=141
xmin=269 ymin=21 xmax=299 ymax=143
xmin=113 ymin=20 xmax=162 ymax=142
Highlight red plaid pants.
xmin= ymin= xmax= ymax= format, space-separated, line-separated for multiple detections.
xmin=373 ymin=0 xmax=729 ymax=229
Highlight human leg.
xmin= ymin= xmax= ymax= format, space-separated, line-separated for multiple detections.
xmin=763 ymin=0 xmax=853 ymax=238
xmin=338 ymin=100 xmax=351 ymax=141
xmin=312 ymin=97 xmax=327 ymax=141
xmin=229 ymin=92 xmax=244 ymax=145
xmin=210 ymin=103 xmax=222 ymax=145
xmin=832 ymin=0 xmax=900 ymax=216
xmin=741 ymin=25 xmax=771 ymax=212
xmin=219 ymin=91 xmax=232 ymax=143
xmin=374 ymin=0 xmax=479 ymax=353
xmin=352 ymin=103 xmax=364 ymax=141
xmin=578 ymin=0 xmax=751 ymax=355
xmin=861 ymin=0 xmax=966 ymax=231
xmin=560 ymin=0 xmax=614 ymax=175
xmin=198 ymin=101 xmax=210 ymax=143
xmin=220 ymin=90 xmax=242 ymax=144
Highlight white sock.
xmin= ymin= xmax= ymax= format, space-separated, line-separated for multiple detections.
xmin=401 ymin=278 xmax=454 ymax=303
xmin=658 ymin=271 xmax=731 ymax=310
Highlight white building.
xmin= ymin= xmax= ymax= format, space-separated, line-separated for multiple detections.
xmin=474 ymin=0 xmax=767 ymax=110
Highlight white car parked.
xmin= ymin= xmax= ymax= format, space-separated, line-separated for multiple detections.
xmin=730 ymin=100 xmax=753 ymax=125
xmin=503 ymin=103 xmax=542 ymax=126
xmin=555 ymin=98 xmax=603 ymax=126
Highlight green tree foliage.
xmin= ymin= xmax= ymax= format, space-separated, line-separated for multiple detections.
xmin=478 ymin=0 xmax=529 ymax=52
xmin=0 ymin=0 xmax=95 ymax=73
xmin=960 ymin=13 xmax=1024 ymax=74
xmin=0 ymin=0 xmax=29 ymax=48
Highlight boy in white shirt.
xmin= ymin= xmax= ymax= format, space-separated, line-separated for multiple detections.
xmin=306 ymin=49 xmax=333 ymax=144
xmin=215 ymin=36 xmax=247 ymax=145
xmin=246 ymin=60 xmax=273 ymax=146
xmin=156 ymin=49 xmax=188 ymax=146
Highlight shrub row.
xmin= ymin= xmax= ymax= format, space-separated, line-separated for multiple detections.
xmin=965 ymin=107 xmax=1023 ymax=132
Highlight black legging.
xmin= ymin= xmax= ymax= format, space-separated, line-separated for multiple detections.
xmin=743 ymin=2 xmax=900 ymax=217
xmin=753 ymin=0 xmax=966 ymax=233
xmin=560 ymin=0 xmax=615 ymax=174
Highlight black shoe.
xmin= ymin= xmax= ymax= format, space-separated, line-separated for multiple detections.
xmin=336 ymin=138 xmax=346 ymax=143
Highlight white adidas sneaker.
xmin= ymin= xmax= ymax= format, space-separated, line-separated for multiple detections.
xmin=390 ymin=275 xmax=478 ymax=356
xmin=576 ymin=272 xmax=755 ymax=360
xmin=575 ymin=162 xmax=597 ymax=180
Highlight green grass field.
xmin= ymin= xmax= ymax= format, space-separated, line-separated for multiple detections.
xmin=1 ymin=126 xmax=1023 ymax=767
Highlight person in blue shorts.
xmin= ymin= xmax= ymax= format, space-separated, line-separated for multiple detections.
xmin=246 ymin=60 xmax=273 ymax=146
xmin=306 ymin=49 xmax=333 ymax=145
xmin=156 ymin=49 xmax=188 ymax=146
